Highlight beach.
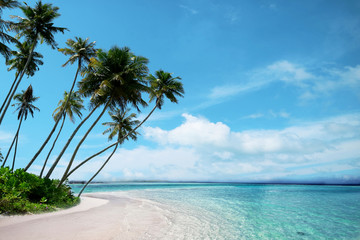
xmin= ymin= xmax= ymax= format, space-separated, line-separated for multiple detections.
xmin=0 ymin=192 xmax=171 ymax=240
xmin=1 ymin=183 xmax=359 ymax=239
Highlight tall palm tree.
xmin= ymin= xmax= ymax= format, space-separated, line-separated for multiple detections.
xmin=0 ymin=148 xmax=3 ymax=163
xmin=39 ymin=91 xmax=84 ymax=178
xmin=77 ymin=108 xmax=139 ymax=197
xmin=25 ymin=37 xmax=96 ymax=170
xmin=0 ymin=41 xmax=43 ymax=115
xmin=52 ymin=46 xmax=149 ymax=185
xmin=0 ymin=0 xmax=19 ymax=60
xmin=1 ymin=85 xmax=39 ymax=170
xmin=65 ymin=70 xmax=184 ymax=180
xmin=0 ymin=1 xmax=66 ymax=125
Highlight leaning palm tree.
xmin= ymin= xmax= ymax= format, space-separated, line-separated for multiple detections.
xmin=77 ymin=108 xmax=139 ymax=197
xmin=65 ymin=70 xmax=184 ymax=180
xmin=0 ymin=0 xmax=19 ymax=60
xmin=0 ymin=1 xmax=66 ymax=125
xmin=1 ymin=85 xmax=39 ymax=171
xmin=50 ymin=46 xmax=149 ymax=185
xmin=0 ymin=148 xmax=3 ymax=163
xmin=39 ymin=91 xmax=84 ymax=178
xmin=26 ymin=37 xmax=96 ymax=170
xmin=0 ymin=41 xmax=43 ymax=115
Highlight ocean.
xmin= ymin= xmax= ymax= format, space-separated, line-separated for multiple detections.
xmin=70 ymin=183 xmax=360 ymax=239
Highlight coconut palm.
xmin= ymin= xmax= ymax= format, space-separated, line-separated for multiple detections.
xmin=0 ymin=0 xmax=19 ymax=60
xmin=0 ymin=1 xmax=66 ymax=125
xmin=51 ymin=46 xmax=149 ymax=185
xmin=26 ymin=37 xmax=96 ymax=171
xmin=77 ymin=108 xmax=139 ymax=197
xmin=39 ymin=91 xmax=84 ymax=178
xmin=0 ymin=148 xmax=3 ymax=163
xmin=0 ymin=41 xmax=43 ymax=115
xmin=1 ymin=85 xmax=39 ymax=171
xmin=65 ymin=70 xmax=184 ymax=180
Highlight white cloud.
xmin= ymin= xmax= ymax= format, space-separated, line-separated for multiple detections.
xmin=242 ymin=111 xmax=290 ymax=120
xmin=38 ymin=113 xmax=360 ymax=183
xmin=208 ymin=61 xmax=360 ymax=102
xmin=139 ymin=113 xmax=360 ymax=182
xmin=209 ymin=60 xmax=314 ymax=100
xmin=267 ymin=60 xmax=314 ymax=82
xmin=242 ymin=113 xmax=264 ymax=119
xmin=180 ymin=5 xmax=198 ymax=15
xmin=144 ymin=114 xmax=231 ymax=148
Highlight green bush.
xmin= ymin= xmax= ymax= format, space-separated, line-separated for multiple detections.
xmin=0 ymin=167 xmax=79 ymax=214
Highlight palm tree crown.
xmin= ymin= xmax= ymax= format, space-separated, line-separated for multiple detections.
xmin=103 ymin=108 xmax=140 ymax=144
xmin=0 ymin=0 xmax=19 ymax=60
xmin=58 ymin=37 xmax=97 ymax=68
xmin=53 ymin=91 xmax=84 ymax=123
xmin=6 ymin=41 xmax=43 ymax=76
xmin=11 ymin=1 xmax=67 ymax=49
xmin=0 ymin=0 xmax=19 ymax=11
xmin=79 ymin=46 xmax=150 ymax=112
xmin=148 ymin=70 xmax=184 ymax=109
xmin=12 ymin=84 xmax=39 ymax=120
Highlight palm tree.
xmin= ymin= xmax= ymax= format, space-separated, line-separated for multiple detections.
xmin=52 ymin=46 xmax=149 ymax=185
xmin=0 ymin=1 xmax=66 ymax=125
xmin=0 ymin=148 xmax=3 ymax=163
xmin=0 ymin=41 xmax=43 ymax=115
xmin=0 ymin=0 xmax=19 ymax=60
xmin=65 ymin=70 xmax=184 ymax=180
xmin=1 ymin=85 xmax=39 ymax=171
xmin=77 ymin=108 xmax=139 ymax=197
xmin=25 ymin=37 xmax=96 ymax=171
xmin=39 ymin=91 xmax=84 ymax=178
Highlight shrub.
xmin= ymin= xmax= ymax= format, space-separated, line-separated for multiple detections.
xmin=0 ymin=167 xmax=79 ymax=214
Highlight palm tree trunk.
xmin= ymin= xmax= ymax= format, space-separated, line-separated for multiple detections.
xmin=45 ymin=104 xmax=99 ymax=179
xmin=3 ymin=114 xmax=23 ymax=170
xmin=78 ymin=144 xmax=118 ymax=197
xmin=65 ymin=100 xmax=159 ymax=179
xmin=0 ymin=41 xmax=37 ymax=125
xmin=40 ymin=114 xmax=66 ymax=178
xmin=26 ymin=61 xmax=81 ymax=171
xmin=66 ymin=142 xmax=115 ymax=179
xmin=11 ymin=131 xmax=19 ymax=171
xmin=2 ymin=133 xmax=16 ymax=167
xmin=0 ymin=73 xmax=19 ymax=114
xmin=58 ymin=102 xmax=109 ymax=187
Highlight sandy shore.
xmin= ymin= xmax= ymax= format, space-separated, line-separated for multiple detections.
xmin=0 ymin=192 xmax=171 ymax=240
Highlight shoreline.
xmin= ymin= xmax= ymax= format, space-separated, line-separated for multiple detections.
xmin=0 ymin=192 xmax=172 ymax=240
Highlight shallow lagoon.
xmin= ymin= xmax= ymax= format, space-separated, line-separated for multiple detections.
xmin=71 ymin=183 xmax=360 ymax=239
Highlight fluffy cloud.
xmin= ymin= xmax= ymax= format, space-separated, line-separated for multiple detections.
xmin=140 ymin=113 xmax=360 ymax=182
xmin=42 ymin=113 xmax=360 ymax=183
xmin=144 ymin=113 xmax=360 ymax=156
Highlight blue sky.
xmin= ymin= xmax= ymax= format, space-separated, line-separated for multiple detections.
xmin=0 ymin=0 xmax=359 ymax=183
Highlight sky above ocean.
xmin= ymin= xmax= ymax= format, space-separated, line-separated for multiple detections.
xmin=0 ymin=0 xmax=359 ymax=183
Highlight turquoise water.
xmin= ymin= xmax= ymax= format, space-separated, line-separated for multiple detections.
xmin=71 ymin=183 xmax=360 ymax=239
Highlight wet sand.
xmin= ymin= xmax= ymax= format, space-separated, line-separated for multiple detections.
xmin=0 ymin=192 xmax=171 ymax=240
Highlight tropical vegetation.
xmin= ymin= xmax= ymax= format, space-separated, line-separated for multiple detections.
xmin=0 ymin=0 xmax=184 ymax=214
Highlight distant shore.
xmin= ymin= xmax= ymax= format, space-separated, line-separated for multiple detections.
xmin=0 ymin=192 xmax=170 ymax=240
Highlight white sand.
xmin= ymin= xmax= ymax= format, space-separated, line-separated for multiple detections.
xmin=0 ymin=192 xmax=172 ymax=240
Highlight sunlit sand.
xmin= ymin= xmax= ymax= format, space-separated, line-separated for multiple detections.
xmin=0 ymin=192 xmax=171 ymax=240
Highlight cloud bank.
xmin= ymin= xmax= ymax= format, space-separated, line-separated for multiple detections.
xmin=58 ymin=113 xmax=360 ymax=184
